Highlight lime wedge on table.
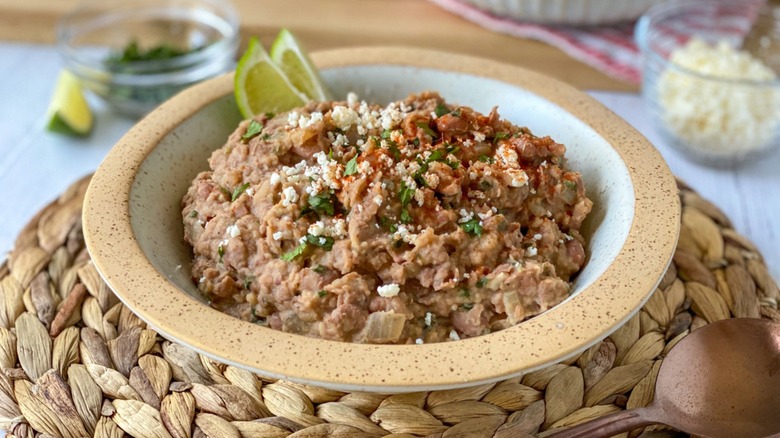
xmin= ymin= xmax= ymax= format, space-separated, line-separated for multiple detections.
xmin=235 ymin=37 xmax=308 ymax=118
xmin=270 ymin=28 xmax=331 ymax=101
xmin=45 ymin=70 xmax=93 ymax=136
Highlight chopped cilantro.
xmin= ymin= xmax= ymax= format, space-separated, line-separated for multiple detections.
xmin=231 ymin=182 xmax=250 ymax=202
xmin=416 ymin=121 xmax=438 ymax=139
xmin=381 ymin=129 xmax=393 ymax=139
xmin=460 ymin=218 xmax=483 ymax=237
xmin=189 ymin=210 xmax=198 ymax=218
xmin=390 ymin=223 xmax=398 ymax=233
xmin=317 ymin=290 xmax=327 ymax=298
xmin=265 ymin=112 xmax=275 ymax=118
xmin=479 ymin=180 xmax=492 ymax=191
xmin=305 ymin=234 xmax=334 ymax=251
xmin=313 ymin=265 xmax=327 ymax=274
xmin=477 ymin=277 xmax=488 ymax=288
xmin=428 ymin=148 xmax=446 ymax=162
xmin=108 ymin=40 xmax=197 ymax=64
xmin=478 ymin=155 xmax=495 ymax=164
xmin=412 ymin=138 xmax=420 ymax=147
xmin=219 ymin=186 xmax=231 ymax=200
xmin=242 ymin=120 xmax=264 ymax=140
xmin=306 ymin=192 xmax=335 ymax=216
xmin=461 ymin=303 xmax=474 ymax=311
xmin=344 ymin=154 xmax=359 ymax=176
xmin=493 ymin=132 xmax=510 ymax=143
xmin=445 ymin=158 xmax=460 ymax=169
xmin=243 ymin=276 xmax=254 ymax=290
xmin=400 ymin=208 xmax=412 ymax=224
xmin=434 ymin=103 xmax=450 ymax=117
xmin=281 ymin=242 xmax=308 ymax=261
xmin=328 ymin=148 xmax=334 ymax=160
xmin=387 ymin=142 xmax=402 ymax=160
xmin=451 ymin=108 xmax=462 ymax=117
xmin=460 ymin=289 xmax=470 ymax=298
xmin=217 ymin=245 xmax=225 ymax=263
xmin=398 ymin=182 xmax=415 ymax=207
xmin=261 ymin=133 xmax=270 ymax=140
xmin=563 ymin=180 xmax=577 ymax=190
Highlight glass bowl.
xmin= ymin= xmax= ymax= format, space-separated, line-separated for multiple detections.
xmin=57 ymin=0 xmax=240 ymax=117
xmin=635 ymin=0 xmax=780 ymax=166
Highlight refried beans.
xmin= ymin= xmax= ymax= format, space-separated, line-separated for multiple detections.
xmin=182 ymin=91 xmax=593 ymax=344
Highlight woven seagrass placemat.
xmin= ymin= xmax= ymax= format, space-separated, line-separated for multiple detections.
xmin=0 ymin=175 xmax=777 ymax=438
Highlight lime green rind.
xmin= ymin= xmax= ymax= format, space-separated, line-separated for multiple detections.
xmin=46 ymin=112 xmax=92 ymax=137
xmin=45 ymin=70 xmax=94 ymax=137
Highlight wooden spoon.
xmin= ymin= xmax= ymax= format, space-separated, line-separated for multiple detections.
xmin=545 ymin=318 xmax=780 ymax=438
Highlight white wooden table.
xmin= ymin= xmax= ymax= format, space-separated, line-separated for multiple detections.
xmin=1 ymin=42 xmax=778 ymax=283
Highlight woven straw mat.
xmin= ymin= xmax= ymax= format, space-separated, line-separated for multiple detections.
xmin=0 ymin=175 xmax=777 ymax=438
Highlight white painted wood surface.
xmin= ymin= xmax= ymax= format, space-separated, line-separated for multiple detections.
xmin=1 ymin=42 xmax=778 ymax=283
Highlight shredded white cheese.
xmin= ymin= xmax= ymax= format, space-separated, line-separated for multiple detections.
xmin=658 ymin=37 xmax=779 ymax=155
xmin=449 ymin=330 xmax=461 ymax=341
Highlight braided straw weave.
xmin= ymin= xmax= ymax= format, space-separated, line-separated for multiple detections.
xmin=0 ymin=175 xmax=777 ymax=438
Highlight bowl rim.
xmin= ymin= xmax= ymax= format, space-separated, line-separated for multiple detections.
xmin=83 ymin=47 xmax=680 ymax=392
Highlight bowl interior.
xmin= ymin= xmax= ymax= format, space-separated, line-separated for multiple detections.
xmin=131 ymin=64 xmax=635 ymax=325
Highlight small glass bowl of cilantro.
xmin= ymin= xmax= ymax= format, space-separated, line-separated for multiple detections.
xmin=57 ymin=0 xmax=239 ymax=117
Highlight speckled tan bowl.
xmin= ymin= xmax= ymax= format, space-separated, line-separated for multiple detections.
xmin=83 ymin=47 xmax=680 ymax=392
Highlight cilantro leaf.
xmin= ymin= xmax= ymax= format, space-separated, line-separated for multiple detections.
xmin=478 ymin=155 xmax=495 ymax=164
xmin=493 ymin=132 xmax=509 ymax=143
xmin=281 ymin=242 xmax=308 ymax=261
xmin=476 ymin=277 xmax=488 ymax=288
xmin=307 ymin=192 xmax=335 ymax=216
xmin=400 ymin=208 xmax=412 ymax=224
xmin=313 ymin=265 xmax=327 ymax=274
xmin=242 ymin=120 xmax=264 ymax=140
xmin=189 ymin=210 xmax=198 ymax=218
xmin=217 ymin=244 xmax=225 ymax=263
xmin=317 ymin=290 xmax=327 ymax=298
xmin=305 ymin=234 xmax=334 ymax=251
xmin=461 ymin=302 xmax=474 ymax=311
xmin=460 ymin=289 xmax=470 ymax=298
xmin=381 ymin=129 xmax=393 ymax=139
xmin=387 ymin=142 xmax=401 ymax=160
xmin=460 ymin=218 xmax=483 ymax=237
xmin=428 ymin=148 xmax=446 ymax=162
xmin=563 ymin=180 xmax=577 ymax=190
xmin=243 ymin=276 xmax=255 ymax=290
xmin=434 ymin=103 xmax=450 ymax=117
xmin=344 ymin=154 xmax=359 ymax=176
xmin=451 ymin=108 xmax=462 ymax=117
xmin=231 ymin=182 xmax=250 ymax=202
xmin=416 ymin=121 xmax=438 ymax=139
xmin=398 ymin=182 xmax=415 ymax=207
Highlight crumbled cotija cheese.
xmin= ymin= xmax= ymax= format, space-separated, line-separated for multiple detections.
xmin=658 ymin=38 xmax=779 ymax=155
xmin=377 ymin=284 xmax=400 ymax=297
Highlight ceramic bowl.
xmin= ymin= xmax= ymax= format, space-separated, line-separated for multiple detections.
xmin=83 ymin=47 xmax=679 ymax=392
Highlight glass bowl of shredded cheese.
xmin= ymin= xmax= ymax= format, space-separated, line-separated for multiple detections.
xmin=635 ymin=0 xmax=780 ymax=166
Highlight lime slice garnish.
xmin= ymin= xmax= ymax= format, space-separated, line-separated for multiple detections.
xmin=46 ymin=70 xmax=93 ymax=136
xmin=270 ymin=28 xmax=332 ymax=101
xmin=234 ymin=37 xmax=308 ymax=118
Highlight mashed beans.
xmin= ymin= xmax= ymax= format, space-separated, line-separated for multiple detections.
xmin=182 ymin=92 xmax=592 ymax=344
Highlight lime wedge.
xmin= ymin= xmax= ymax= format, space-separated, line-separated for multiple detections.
xmin=234 ymin=37 xmax=308 ymax=118
xmin=270 ymin=28 xmax=331 ymax=101
xmin=46 ymin=70 xmax=93 ymax=136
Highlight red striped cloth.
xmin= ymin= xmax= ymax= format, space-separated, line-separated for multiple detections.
xmin=429 ymin=0 xmax=643 ymax=84
xmin=428 ymin=0 xmax=761 ymax=85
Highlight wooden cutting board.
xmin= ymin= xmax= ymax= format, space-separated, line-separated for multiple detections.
xmin=0 ymin=0 xmax=635 ymax=91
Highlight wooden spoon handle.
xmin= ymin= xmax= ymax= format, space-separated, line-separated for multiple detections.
xmin=542 ymin=408 xmax=659 ymax=438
